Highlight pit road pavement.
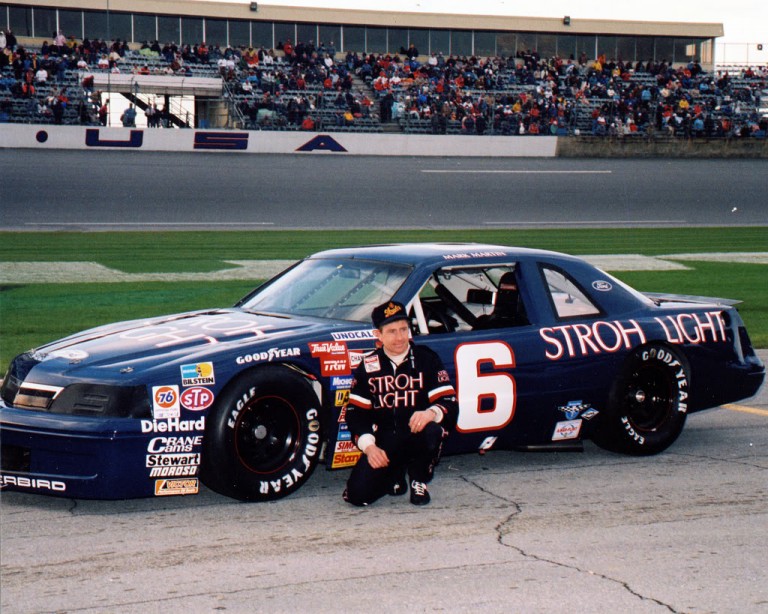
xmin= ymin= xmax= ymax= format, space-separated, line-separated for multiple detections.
xmin=1 ymin=353 xmax=766 ymax=614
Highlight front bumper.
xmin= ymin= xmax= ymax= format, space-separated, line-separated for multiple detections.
xmin=0 ymin=405 xmax=196 ymax=499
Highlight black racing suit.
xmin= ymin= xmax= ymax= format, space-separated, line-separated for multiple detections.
xmin=343 ymin=342 xmax=458 ymax=506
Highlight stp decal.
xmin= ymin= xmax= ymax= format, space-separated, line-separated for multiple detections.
xmin=180 ymin=387 xmax=215 ymax=411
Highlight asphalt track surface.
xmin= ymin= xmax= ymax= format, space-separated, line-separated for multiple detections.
xmin=1 ymin=375 xmax=767 ymax=614
xmin=1 ymin=151 xmax=767 ymax=230
xmin=1 ymin=151 xmax=767 ymax=613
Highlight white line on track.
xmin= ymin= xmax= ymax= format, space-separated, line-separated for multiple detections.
xmin=421 ymin=170 xmax=613 ymax=174
xmin=483 ymin=220 xmax=687 ymax=225
xmin=27 ymin=222 xmax=276 ymax=226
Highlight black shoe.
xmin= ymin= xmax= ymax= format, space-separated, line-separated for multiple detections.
xmin=389 ymin=476 xmax=407 ymax=496
xmin=410 ymin=480 xmax=430 ymax=506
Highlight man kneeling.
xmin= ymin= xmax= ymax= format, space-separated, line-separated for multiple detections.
xmin=343 ymin=301 xmax=458 ymax=506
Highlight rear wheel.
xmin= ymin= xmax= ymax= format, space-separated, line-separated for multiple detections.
xmin=201 ymin=366 xmax=322 ymax=501
xmin=592 ymin=344 xmax=690 ymax=455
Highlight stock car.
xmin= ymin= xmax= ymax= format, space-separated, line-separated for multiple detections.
xmin=0 ymin=243 xmax=764 ymax=501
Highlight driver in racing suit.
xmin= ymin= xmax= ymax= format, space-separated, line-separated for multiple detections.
xmin=343 ymin=300 xmax=458 ymax=506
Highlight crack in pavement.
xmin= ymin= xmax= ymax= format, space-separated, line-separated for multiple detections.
xmin=461 ymin=476 xmax=687 ymax=614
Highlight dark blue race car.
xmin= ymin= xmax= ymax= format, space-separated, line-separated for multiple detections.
xmin=1 ymin=244 xmax=764 ymax=501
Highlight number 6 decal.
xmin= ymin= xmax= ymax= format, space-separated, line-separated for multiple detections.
xmin=455 ymin=341 xmax=516 ymax=433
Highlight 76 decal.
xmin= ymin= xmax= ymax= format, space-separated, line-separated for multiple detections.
xmin=152 ymin=385 xmax=180 ymax=419
xmin=455 ymin=341 xmax=516 ymax=433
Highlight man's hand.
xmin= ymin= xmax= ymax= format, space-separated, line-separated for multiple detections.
xmin=364 ymin=444 xmax=390 ymax=469
xmin=409 ymin=408 xmax=436 ymax=433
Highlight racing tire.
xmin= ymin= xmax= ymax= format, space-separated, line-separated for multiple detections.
xmin=591 ymin=344 xmax=690 ymax=456
xmin=201 ymin=366 xmax=323 ymax=501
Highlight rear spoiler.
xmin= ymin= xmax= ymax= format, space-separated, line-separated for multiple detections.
xmin=644 ymin=292 xmax=742 ymax=306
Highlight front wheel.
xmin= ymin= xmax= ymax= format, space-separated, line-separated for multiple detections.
xmin=592 ymin=344 xmax=690 ymax=455
xmin=201 ymin=366 xmax=323 ymax=501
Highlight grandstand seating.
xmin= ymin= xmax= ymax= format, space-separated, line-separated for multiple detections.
xmin=1 ymin=36 xmax=765 ymax=138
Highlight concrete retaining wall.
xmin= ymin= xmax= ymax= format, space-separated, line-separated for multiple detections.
xmin=2 ymin=124 xmax=764 ymax=157
xmin=557 ymin=135 xmax=767 ymax=158
xmin=0 ymin=124 xmax=558 ymax=157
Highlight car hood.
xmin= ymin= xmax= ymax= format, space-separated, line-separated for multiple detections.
xmin=23 ymin=308 xmax=346 ymax=382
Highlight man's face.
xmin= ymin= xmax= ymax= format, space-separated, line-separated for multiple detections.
xmin=374 ymin=319 xmax=410 ymax=356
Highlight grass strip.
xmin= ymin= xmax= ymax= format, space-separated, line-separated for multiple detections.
xmin=1 ymin=228 xmax=766 ymax=368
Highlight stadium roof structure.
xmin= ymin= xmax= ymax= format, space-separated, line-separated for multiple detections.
xmin=9 ymin=1 xmax=724 ymax=39
xmin=4 ymin=1 xmax=724 ymax=69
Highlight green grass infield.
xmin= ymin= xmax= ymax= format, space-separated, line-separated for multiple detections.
xmin=1 ymin=228 xmax=766 ymax=369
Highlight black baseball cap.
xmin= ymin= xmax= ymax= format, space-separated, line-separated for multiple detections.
xmin=371 ymin=300 xmax=408 ymax=329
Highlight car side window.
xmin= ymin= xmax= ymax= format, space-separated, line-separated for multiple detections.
xmin=412 ymin=265 xmax=523 ymax=335
xmin=541 ymin=266 xmax=601 ymax=319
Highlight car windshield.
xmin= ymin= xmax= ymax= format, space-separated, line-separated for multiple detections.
xmin=239 ymin=257 xmax=412 ymax=322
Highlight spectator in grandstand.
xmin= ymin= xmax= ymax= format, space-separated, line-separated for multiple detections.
xmin=97 ymin=98 xmax=107 ymax=125
xmin=121 ymin=104 xmax=137 ymax=127
xmin=4 ymin=29 xmax=16 ymax=51
xmin=34 ymin=66 xmax=48 ymax=83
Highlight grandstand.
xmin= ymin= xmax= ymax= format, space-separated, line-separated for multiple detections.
xmin=1 ymin=1 xmax=765 ymax=137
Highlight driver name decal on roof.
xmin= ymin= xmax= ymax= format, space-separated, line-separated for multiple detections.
xmin=442 ymin=251 xmax=508 ymax=260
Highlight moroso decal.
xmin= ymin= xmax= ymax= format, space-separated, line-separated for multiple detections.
xmin=194 ymin=132 xmax=249 ymax=150
xmin=85 ymin=128 xmax=143 ymax=148
xmin=296 ymin=134 xmax=347 ymax=152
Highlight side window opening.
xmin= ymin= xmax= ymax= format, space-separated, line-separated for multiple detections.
xmin=541 ymin=266 xmax=601 ymax=319
xmin=412 ymin=265 xmax=528 ymax=335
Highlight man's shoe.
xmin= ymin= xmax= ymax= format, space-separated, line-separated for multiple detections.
xmin=389 ymin=476 xmax=408 ymax=496
xmin=410 ymin=480 xmax=431 ymax=506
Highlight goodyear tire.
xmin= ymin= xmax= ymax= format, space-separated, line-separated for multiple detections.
xmin=592 ymin=344 xmax=690 ymax=455
xmin=201 ymin=366 xmax=322 ymax=501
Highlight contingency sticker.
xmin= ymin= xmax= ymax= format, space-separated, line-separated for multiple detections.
xmin=152 ymin=385 xmax=181 ymax=419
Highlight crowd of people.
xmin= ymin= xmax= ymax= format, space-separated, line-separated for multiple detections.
xmin=1 ymin=26 xmax=766 ymax=138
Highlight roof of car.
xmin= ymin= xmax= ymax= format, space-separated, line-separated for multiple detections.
xmin=308 ymin=243 xmax=572 ymax=267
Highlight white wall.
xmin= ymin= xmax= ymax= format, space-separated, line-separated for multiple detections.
xmin=0 ymin=124 xmax=558 ymax=157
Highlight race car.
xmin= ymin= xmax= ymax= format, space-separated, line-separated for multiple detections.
xmin=1 ymin=243 xmax=764 ymax=501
